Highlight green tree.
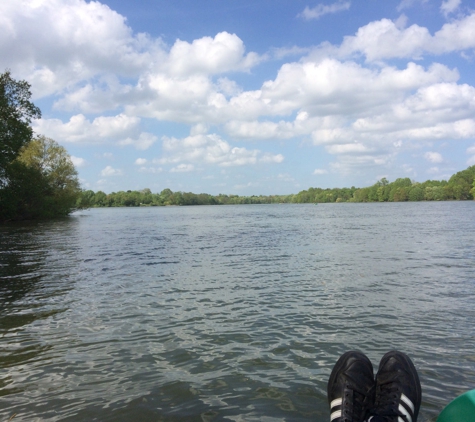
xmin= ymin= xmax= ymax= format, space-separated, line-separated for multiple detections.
xmin=15 ymin=136 xmax=82 ymax=216
xmin=408 ymin=185 xmax=424 ymax=201
xmin=1 ymin=70 xmax=41 ymax=185
xmin=94 ymin=191 xmax=107 ymax=206
xmin=446 ymin=166 xmax=475 ymax=200
xmin=0 ymin=160 xmax=49 ymax=220
xmin=77 ymin=190 xmax=96 ymax=209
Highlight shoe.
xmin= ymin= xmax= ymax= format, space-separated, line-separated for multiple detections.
xmin=328 ymin=351 xmax=375 ymax=422
xmin=367 ymin=351 xmax=422 ymax=422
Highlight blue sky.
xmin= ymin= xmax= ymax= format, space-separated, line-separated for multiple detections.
xmin=2 ymin=0 xmax=475 ymax=195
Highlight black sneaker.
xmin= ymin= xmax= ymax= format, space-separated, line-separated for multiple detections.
xmin=328 ymin=351 xmax=375 ymax=422
xmin=367 ymin=351 xmax=422 ymax=422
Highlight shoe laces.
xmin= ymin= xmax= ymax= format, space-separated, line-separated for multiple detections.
xmin=370 ymin=379 xmax=409 ymax=421
xmin=342 ymin=382 xmax=371 ymax=421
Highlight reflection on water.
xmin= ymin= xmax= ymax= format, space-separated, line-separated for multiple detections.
xmin=1 ymin=203 xmax=475 ymax=421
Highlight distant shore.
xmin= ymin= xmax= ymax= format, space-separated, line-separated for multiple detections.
xmin=78 ymin=165 xmax=475 ymax=208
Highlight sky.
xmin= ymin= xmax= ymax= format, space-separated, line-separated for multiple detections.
xmin=2 ymin=0 xmax=475 ymax=195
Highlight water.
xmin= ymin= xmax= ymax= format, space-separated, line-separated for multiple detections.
xmin=1 ymin=202 xmax=474 ymax=421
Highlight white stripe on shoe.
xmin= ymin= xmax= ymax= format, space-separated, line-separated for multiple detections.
xmin=398 ymin=407 xmax=411 ymax=422
xmin=331 ymin=410 xmax=342 ymax=421
xmin=365 ymin=392 xmax=415 ymax=422
xmin=399 ymin=393 xmax=415 ymax=422
xmin=400 ymin=393 xmax=415 ymax=413
xmin=330 ymin=398 xmax=342 ymax=421
xmin=330 ymin=398 xmax=342 ymax=408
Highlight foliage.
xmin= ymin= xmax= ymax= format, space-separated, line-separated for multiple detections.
xmin=1 ymin=136 xmax=83 ymax=221
xmin=18 ymin=136 xmax=82 ymax=215
xmin=77 ymin=165 xmax=475 ymax=209
xmin=78 ymin=189 xmax=294 ymax=208
xmin=0 ymin=160 xmax=50 ymax=220
xmin=0 ymin=70 xmax=41 ymax=186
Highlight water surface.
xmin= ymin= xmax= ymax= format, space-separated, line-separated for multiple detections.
xmin=1 ymin=203 xmax=474 ymax=421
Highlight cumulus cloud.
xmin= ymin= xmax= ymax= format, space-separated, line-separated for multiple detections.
xmin=166 ymin=32 xmax=262 ymax=77
xmin=158 ymin=133 xmax=284 ymax=167
xmin=135 ymin=158 xmax=148 ymax=165
xmin=441 ymin=0 xmax=461 ymax=17
xmin=139 ymin=167 xmax=162 ymax=173
xmin=298 ymin=1 xmax=351 ymax=20
xmin=424 ymin=151 xmax=443 ymax=163
xmin=170 ymin=164 xmax=195 ymax=173
xmin=335 ymin=13 xmax=475 ymax=61
xmin=0 ymin=0 xmax=160 ymax=97
xmin=313 ymin=169 xmax=328 ymax=175
xmin=100 ymin=166 xmax=123 ymax=176
xmin=71 ymin=156 xmax=86 ymax=168
xmin=119 ymin=133 xmax=157 ymax=150
xmin=33 ymin=113 xmax=157 ymax=149
xmin=0 ymin=0 xmax=262 ymax=100
xmin=224 ymin=61 xmax=463 ymax=146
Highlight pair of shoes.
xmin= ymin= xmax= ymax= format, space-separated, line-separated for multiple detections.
xmin=327 ymin=350 xmax=421 ymax=422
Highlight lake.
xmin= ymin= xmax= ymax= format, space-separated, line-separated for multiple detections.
xmin=1 ymin=202 xmax=474 ymax=421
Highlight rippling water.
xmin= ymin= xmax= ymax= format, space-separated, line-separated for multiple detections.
xmin=1 ymin=203 xmax=475 ymax=421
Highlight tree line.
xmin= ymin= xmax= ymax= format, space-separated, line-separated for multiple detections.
xmin=293 ymin=167 xmax=475 ymax=204
xmin=1 ymin=71 xmax=82 ymax=221
xmin=80 ymin=165 xmax=475 ymax=208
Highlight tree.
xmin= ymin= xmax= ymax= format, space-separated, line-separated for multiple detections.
xmin=446 ymin=165 xmax=475 ymax=200
xmin=15 ymin=136 xmax=82 ymax=216
xmin=0 ymin=160 xmax=49 ymax=220
xmin=0 ymin=70 xmax=41 ymax=185
xmin=408 ymin=185 xmax=424 ymax=201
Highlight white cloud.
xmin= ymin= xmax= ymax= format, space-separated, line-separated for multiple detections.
xmin=158 ymin=133 xmax=284 ymax=167
xmin=216 ymin=78 xmax=242 ymax=98
xmin=33 ymin=113 xmax=157 ymax=149
xmin=170 ymin=164 xmax=195 ymax=173
xmin=71 ymin=156 xmax=86 ymax=168
xmin=0 ymin=1 xmax=262 ymax=101
xmin=94 ymin=152 xmax=114 ymax=160
xmin=135 ymin=158 xmax=148 ymax=165
xmin=424 ymin=151 xmax=443 ymax=163
xmin=119 ymin=133 xmax=157 ymax=150
xmin=100 ymin=165 xmax=123 ymax=176
xmin=0 ymin=0 xmax=159 ymax=97
xmin=138 ymin=166 xmax=162 ymax=174
xmin=441 ymin=0 xmax=461 ymax=17
xmin=224 ymin=61 xmax=462 ymax=145
xmin=397 ymin=0 xmax=428 ymax=12
xmin=326 ymin=143 xmax=370 ymax=154
xmin=313 ymin=169 xmax=328 ymax=175
xmin=166 ymin=32 xmax=262 ymax=77
xmin=335 ymin=13 xmax=475 ymax=61
xmin=299 ymin=1 xmax=351 ymax=20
